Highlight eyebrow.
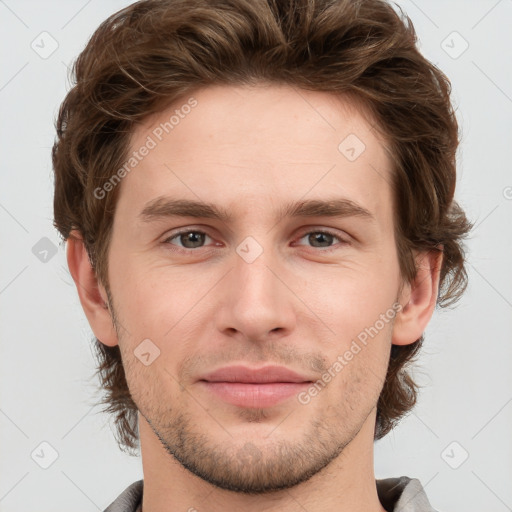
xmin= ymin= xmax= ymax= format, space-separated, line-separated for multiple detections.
xmin=139 ymin=196 xmax=375 ymax=224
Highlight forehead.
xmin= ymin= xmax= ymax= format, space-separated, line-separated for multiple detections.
xmin=117 ymin=84 xmax=394 ymax=228
xmin=135 ymin=83 xmax=388 ymax=162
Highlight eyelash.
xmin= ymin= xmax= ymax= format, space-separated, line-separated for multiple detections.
xmin=163 ymin=228 xmax=349 ymax=254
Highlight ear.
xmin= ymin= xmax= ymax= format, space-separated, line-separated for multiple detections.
xmin=66 ymin=230 xmax=119 ymax=347
xmin=392 ymin=248 xmax=443 ymax=346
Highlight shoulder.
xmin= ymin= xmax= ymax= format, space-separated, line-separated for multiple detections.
xmin=103 ymin=480 xmax=143 ymax=512
xmin=376 ymin=476 xmax=439 ymax=511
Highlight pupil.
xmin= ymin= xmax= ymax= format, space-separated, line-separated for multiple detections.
xmin=310 ymin=232 xmax=332 ymax=247
xmin=182 ymin=232 xmax=204 ymax=248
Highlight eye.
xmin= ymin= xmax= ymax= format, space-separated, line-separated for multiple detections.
xmin=162 ymin=228 xmax=349 ymax=254
xmin=294 ymin=230 xmax=348 ymax=251
xmin=164 ymin=230 xmax=213 ymax=250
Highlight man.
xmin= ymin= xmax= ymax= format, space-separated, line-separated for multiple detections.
xmin=52 ymin=0 xmax=472 ymax=510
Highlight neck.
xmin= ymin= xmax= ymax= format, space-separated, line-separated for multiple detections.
xmin=138 ymin=409 xmax=386 ymax=512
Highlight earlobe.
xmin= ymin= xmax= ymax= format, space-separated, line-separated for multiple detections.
xmin=392 ymin=248 xmax=443 ymax=346
xmin=66 ymin=230 xmax=119 ymax=347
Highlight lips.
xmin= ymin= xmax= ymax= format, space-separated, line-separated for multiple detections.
xmin=198 ymin=365 xmax=313 ymax=408
xmin=199 ymin=365 xmax=312 ymax=384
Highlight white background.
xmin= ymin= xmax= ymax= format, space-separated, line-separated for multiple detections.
xmin=0 ymin=1 xmax=511 ymax=510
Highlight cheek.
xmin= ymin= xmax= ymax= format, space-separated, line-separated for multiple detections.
xmin=110 ymin=260 xmax=217 ymax=355
xmin=321 ymin=320 xmax=393 ymax=409
xmin=304 ymin=261 xmax=398 ymax=388
xmin=306 ymin=263 xmax=400 ymax=335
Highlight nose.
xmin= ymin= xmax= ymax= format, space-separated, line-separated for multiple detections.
xmin=215 ymin=245 xmax=297 ymax=343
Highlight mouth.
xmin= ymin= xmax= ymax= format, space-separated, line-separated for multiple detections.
xmin=198 ymin=365 xmax=313 ymax=408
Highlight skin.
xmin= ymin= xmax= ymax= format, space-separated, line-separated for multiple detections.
xmin=68 ymin=83 xmax=442 ymax=512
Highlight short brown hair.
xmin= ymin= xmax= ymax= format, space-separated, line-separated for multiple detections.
xmin=53 ymin=0 xmax=472 ymax=454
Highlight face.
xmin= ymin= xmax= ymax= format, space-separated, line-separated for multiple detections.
xmin=106 ymin=84 xmax=404 ymax=493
